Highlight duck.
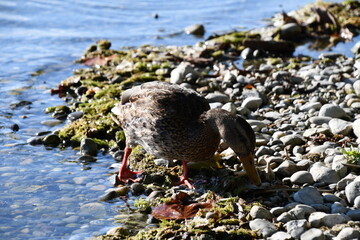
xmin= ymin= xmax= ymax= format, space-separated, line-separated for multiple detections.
xmin=111 ymin=81 xmax=261 ymax=189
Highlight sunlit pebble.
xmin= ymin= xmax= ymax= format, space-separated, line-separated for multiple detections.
xmin=21 ymin=115 xmax=27 ymax=118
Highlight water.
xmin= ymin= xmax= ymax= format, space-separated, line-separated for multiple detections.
xmin=0 ymin=0 xmax=351 ymax=239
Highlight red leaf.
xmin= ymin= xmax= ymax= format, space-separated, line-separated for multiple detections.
xmin=152 ymin=192 xmax=212 ymax=220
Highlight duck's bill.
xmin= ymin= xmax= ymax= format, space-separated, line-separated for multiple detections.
xmin=239 ymin=152 xmax=261 ymax=186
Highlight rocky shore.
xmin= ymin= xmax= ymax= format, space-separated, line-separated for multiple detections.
xmin=32 ymin=1 xmax=360 ymax=239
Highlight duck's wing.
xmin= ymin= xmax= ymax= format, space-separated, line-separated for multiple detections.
xmin=124 ymin=81 xmax=210 ymax=123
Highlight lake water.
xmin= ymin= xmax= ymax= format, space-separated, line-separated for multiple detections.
xmin=0 ymin=0 xmax=351 ymax=239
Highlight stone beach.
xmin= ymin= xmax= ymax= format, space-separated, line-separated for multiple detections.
xmin=30 ymin=1 xmax=360 ymax=239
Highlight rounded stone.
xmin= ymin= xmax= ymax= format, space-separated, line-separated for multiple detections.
xmin=80 ymin=138 xmax=98 ymax=156
xmin=79 ymin=202 xmax=106 ymax=217
xmin=354 ymin=196 xmax=360 ymax=209
xmin=308 ymin=212 xmax=349 ymax=228
xmin=268 ymin=231 xmax=292 ymax=240
xmin=293 ymin=186 xmax=324 ymax=205
xmin=184 ymin=24 xmax=205 ymax=36
xmin=300 ymin=228 xmax=325 ymax=240
xmin=285 ymin=219 xmax=308 ymax=239
xmin=131 ymin=183 xmax=145 ymax=195
xmin=43 ymin=134 xmax=60 ymax=146
xmin=249 ymin=219 xmax=277 ymax=237
xmin=336 ymin=227 xmax=360 ymax=240
xmin=345 ymin=180 xmax=360 ymax=205
xmin=249 ymin=205 xmax=273 ymax=221
xmin=309 ymin=162 xmax=340 ymax=184
xmin=353 ymin=119 xmax=360 ymax=138
xmin=290 ymin=171 xmax=314 ymax=185
xmin=241 ymin=97 xmax=263 ymax=110
xmin=354 ymin=80 xmax=360 ymax=96
xmin=328 ymin=119 xmax=353 ymax=135
xmin=318 ymin=104 xmax=348 ymax=119
xmin=205 ymin=92 xmax=230 ymax=103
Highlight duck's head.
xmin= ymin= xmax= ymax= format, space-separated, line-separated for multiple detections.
xmin=211 ymin=109 xmax=261 ymax=186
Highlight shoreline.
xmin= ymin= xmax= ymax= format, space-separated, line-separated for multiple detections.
xmin=35 ymin=1 xmax=360 ymax=239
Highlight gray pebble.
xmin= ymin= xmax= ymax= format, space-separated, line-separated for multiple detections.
xmin=241 ymin=97 xmax=262 ymax=110
xmin=293 ymin=186 xmax=324 ymax=205
xmin=249 ymin=205 xmax=273 ymax=221
xmin=67 ymin=111 xmax=83 ymax=121
xmin=270 ymin=206 xmax=287 ymax=216
xmin=354 ymin=196 xmax=360 ymax=209
xmin=310 ymin=162 xmax=340 ymax=184
xmin=331 ymin=202 xmax=348 ymax=214
xmin=336 ymin=227 xmax=360 ymax=240
xmin=308 ymin=212 xmax=350 ymax=227
xmin=43 ymin=134 xmax=60 ymax=146
xmin=170 ymin=62 xmax=198 ymax=84
xmin=285 ymin=219 xmax=308 ymax=239
xmin=353 ymin=119 xmax=360 ymax=138
xmin=328 ymin=118 xmax=353 ymax=135
xmin=131 ymin=183 xmax=145 ymax=195
xmin=274 ymin=160 xmax=299 ymax=177
xmin=346 ymin=209 xmax=360 ymax=221
xmin=345 ymin=180 xmax=360 ymax=205
xmin=318 ymin=104 xmax=349 ymax=119
xmin=40 ymin=119 xmax=63 ymax=127
xmin=290 ymin=171 xmax=314 ymax=185
xmin=308 ymin=116 xmax=332 ymax=125
xmin=79 ymin=202 xmax=106 ymax=217
xmin=184 ymin=24 xmax=205 ymax=36
xmin=354 ymin=80 xmax=360 ymax=96
xmin=280 ymin=134 xmax=306 ymax=148
xmin=205 ymin=92 xmax=230 ymax=103
xmin=300 ymin=228 xmax=325 ymax=240
xmin=27 ymin=136 xmax=44 ymax=145
xmin=80 ymin=138 xmax=98 ymax=156
xmin=249 ymin=219 xmax=277 ymax=237
xmin=268 ymin=231 xmax=292 ymax=240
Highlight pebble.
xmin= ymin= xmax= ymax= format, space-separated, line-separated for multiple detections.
xmin=268 ymin=231 xmax=292 ymax=240
xmin=79 ymin=202 xmax=106 ymax=217
xmin=308 ymin=212 xmax=350 ymax=227
xmin=318 ymin=104 xmax=349 ymax=119
xmin=328 ymin=118 xmax=353 ymax=135
xmin=293 ymin=187 xmax=324 ymax=205
xmin=130 ymin=183 xmax=145 ymax=195
xmin=336 ymin=227 xmax=360 ymax=240
xmin=80 ymin=138 xmax=98 ymax=156
xmin=40 ymin=119 xmax=63 ymax=127
xmin=249 ymin=205 xmax=273 ymax=221
xmin=184 ymin=24 xmax=205 ymax=36
xmin=43 ymin=134 xmax=60 ymax=146
xmin=353 ymin=119 xmax=360 ymax=138
xmin=354 ymin=196 xmax=360 ymax=208
xmin=205 ymin=92 xmax=230 ymax=103
xmin=241 ymin=97 xmax=262 ymax=110
xmin=67 ymin=111 xmax=83 ymax=121
xmin=346 ymin=209 xmax=360 ymax=221
xmin=300 ymin=228 xmax=325 ymax=240
xmin=249 ymin=219 xmax=277 ymax=237
xmin=280 ymin=134 xmax=306 ymax=148
xmin=285 ymin=219 xmax=308 ymax=238
xmin=309 ymin=162 xmax=340 ymax=184
xmin=170 ymin=62 xmax=198 ymax=84
xmin=353 ymin=80 xmax=360 ymax=96
xmin=273 ymin=160 xmax=299 ymax=177
xmin=345 ymin=180 xmax=360 ymax=205
xmin=308 ymin=116 xmax=332 ymax=125
xmin=290 ymin=171 xmax=314 ymax=185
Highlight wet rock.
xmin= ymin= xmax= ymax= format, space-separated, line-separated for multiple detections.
xmin=328 ymin=118 xmax=353 ymax=135
xmin=300 ymin=228 xmax=325 ymax=240
xmin=80 ymin=138 xmax=97 ymax=156
xmin=79 ymin=202 xmax=106 ymax=217
xmin=170 ymin=62 xmax=198 ymax=84
xmin=106 ymin=226 xmax=130 ymax=237
xmin=280 ymin=23 xmax=302 ymax=40
xmin=27 ymin=136 xmax=44 ymax=145
xmin=10 ymin=123 xmax=19 ymax=131
xmin=130 ymin=183 xmax=145 ymax=195
xmin=318 ymin=104 xmax=349 ymax=119
xmin=67 ymin=111 xmax=83 ymax=121
xmin=143 ymin=174 xmax=165 ymax=185
xmin=97 ymin=39 xmax=111 ymax=50
xmin=146 ymin=190 xmax=163 ymax=201
xmin=345 ymin=179 xmax=360 ymax=205
xmin=249 ymin=219 xmax=277 ymax=237
xmin=310 ymin=162 xmax=340 ymax=184
xmin=43 ymin=134 xmax=60 ymax=146
xmin=249 ymin=205 xmax=273 ymax=220
xmin=184 ymin=24 xmax=205 ymax=36
xmin=293 ymin=186 xmax=324 ymax=205
xmin=290 ymin=171 xmax=314 ymax=185
xmin=268 ymin=231 xmax=292 ymax=240
xmin=241 ymin=97 xmax=263 ymax=110
xmin=99 ymin=186 xmax=129 ymax=201
xmin=40 ymin=119 xmax=63 ymax=127
xmin=336 ymin=227 xmax=360 ymax=240
xmin=285 ymin=219 xmax=308 ymax=239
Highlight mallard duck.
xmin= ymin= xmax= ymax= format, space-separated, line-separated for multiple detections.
xmin=111 ymin=81 xmax=261 ymax=189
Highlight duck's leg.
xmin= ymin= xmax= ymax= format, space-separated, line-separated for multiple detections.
xmin=118 ymin=147 xmax=142 ymax=183
xmin=178 ymin=161 xmax=195 ymax=189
